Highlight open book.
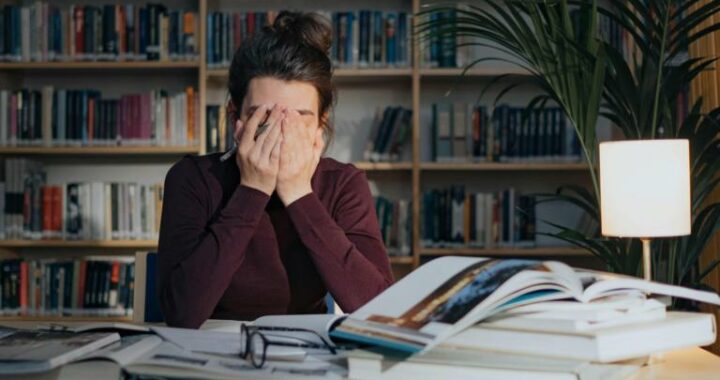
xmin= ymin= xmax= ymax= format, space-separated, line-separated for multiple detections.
xmin=0 ymin=328 xmax=120 ymax=374
xmin=330 ymin=257 xmax=720 ymax=353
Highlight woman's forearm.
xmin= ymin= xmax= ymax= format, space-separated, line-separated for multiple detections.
xmin=158 ymin=181 xmax=269 ymax=328
xmin=285 ymin=178 xmax=394 ymax=312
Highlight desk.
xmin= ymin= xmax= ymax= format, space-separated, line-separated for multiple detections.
xmin=1 ymin=321 xmax=719 ymax=380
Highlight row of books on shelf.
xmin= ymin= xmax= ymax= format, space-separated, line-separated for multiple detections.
xmin=374 ymin=196 xmax=411 ymax=257
xmin=0 ymin=3 xmax=198 ymax=62
xmin=0 ymin=257 xmax=134 ymax=317
xmin=0 ymin=87 xmax=198 ymax=147
xmin=417 ymin=8 xmax=486 ymax=69
xmin=571 ymin=9 xmax=637 ymax=63
xmin=431 ymin=103 xmax=583 ymax=163
xmin=418 ymin=10 xmax=458 ymax=68
xmin=1 ymin=159 xmax=163 ymax=241
xmin=420 ymin=186 xmax=536 ymax=248
xmin=206 ymin=10 xmax=272 ymax=68
xmin=415 ymin=8 xmax=638 ymax=69
xmin=363 ymin=106 xmax=412 ymax=162
xmin=334 ymin=11 xmax=411 ymax=68
xmin=205 ymin=104 xmax=233 ymax=154
xmin=206 ymin=10 xmax=412 ymax=69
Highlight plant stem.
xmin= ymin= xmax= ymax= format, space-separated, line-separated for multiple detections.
xmin=567 ymin=115 xmax=600 ymax=201
xmin=650 ymin=2 xmax=671 ymax=138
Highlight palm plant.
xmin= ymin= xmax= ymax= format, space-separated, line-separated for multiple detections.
xmin=418 ymin=0 xmax=720 ymax=302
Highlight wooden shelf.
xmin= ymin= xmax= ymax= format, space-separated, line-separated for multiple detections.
xmin=420 ymin=67 xmax=531 ymax=77
xmin=389 ymin=256 xmax=414 ymax=265
xmin=420 ymin=247 xmax=589 ymax=257
xmin=0 ymin=146 xmax=200 ymax=155
xmin=0 ymin=240 xmax=157 ymax=249
xmin=0 ymin=61 xmax=200 ymax=70
xmin=0 ymin=315 xmax=132 ymax=322
xmin=353 ymin=161 xmax=413 ymax=170
xmin=207 ymin=67 xmax=413 ymax=80
xmin=420 ymin=162 xmax=589 ymax=171
xmin=335 ymin=68 xmax=413 ymax=77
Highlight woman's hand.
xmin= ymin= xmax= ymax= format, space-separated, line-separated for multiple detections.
xmin=235 ymin=104 xmax=285 ymax=196
xmin=276 ymin=110 xmax=325 ymax=205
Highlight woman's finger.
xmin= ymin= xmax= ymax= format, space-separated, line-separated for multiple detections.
xmin=270 ymin=134 xmax=282 ymax=164
xmin=255 ymin=111 xmax=280 ymax=151
xmin=257 ymin=104 xmax=285 ymax=139
xmin=260 ymin=118 xmax=283 ymax=161
xmin=239 ymin=104 xmax=268 ymax=151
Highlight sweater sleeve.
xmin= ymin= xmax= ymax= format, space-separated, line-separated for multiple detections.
xmin=285 ymin=169 xmax=394 ymax=312
xmin=157 ymin=158 xmax=270 ymax=328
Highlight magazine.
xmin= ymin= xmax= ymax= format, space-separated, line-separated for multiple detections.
xmin=330 ymin=257 xmax=720 ymax=353
xmin=0 ymin=329 xmax=120 ymax=374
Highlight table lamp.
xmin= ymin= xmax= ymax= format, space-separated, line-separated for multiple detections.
xmin=599 ymin=139 xmax=691 ymax=281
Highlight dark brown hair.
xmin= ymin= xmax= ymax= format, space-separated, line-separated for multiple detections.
xmin=228 ymin=11 xmax=335 ymax=143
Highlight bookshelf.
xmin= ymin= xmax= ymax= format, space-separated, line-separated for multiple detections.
xmin=420 ymin=162 xmax=589 ymax=171
xmin=0 ymin=0 xmax=595 ymax=320
xmin=420 ymin=247 xmax=589 ymax=257
xmin=0 ymin=146 xmax=201 ymax=155
xmin=0 ymin=61 xmax=201 ymax=70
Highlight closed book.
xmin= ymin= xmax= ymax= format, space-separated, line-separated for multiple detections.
xmin=443 ymin=312 xmax=716 ymax=363
xmin=433 ymin=103 xmax=452 ymax=161
xmin=452 ymin=102 xmax=467 ymax=160
xmin=347 ymin=348 xmax=639 ymax=380
xmin=483 ymin=298 xmax=667 ymax=333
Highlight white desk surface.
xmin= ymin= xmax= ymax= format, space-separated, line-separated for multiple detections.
xmin=1 ymin=320 xmax=719 ymax=380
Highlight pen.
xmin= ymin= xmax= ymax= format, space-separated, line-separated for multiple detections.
xmin=219 ymin=121 xmax=271 ymax=162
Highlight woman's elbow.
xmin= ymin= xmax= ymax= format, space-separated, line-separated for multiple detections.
xmin=160 ymin=294 xmax=206 ymax=329
xmin=158 ymin=280 xmax=207 ymax=329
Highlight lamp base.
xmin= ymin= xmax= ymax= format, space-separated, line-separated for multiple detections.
xmin=641 ymin=238 xmax=652 ymax=282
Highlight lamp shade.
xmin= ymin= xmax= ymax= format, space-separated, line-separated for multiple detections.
xmin=600 ymin=139 xmax=691 ymax=238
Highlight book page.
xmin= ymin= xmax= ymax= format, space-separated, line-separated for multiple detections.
xmin=126 ymin=342 xmax=344 ymax=379
xmin=336 ymin=257 xmax=573 ymax=351
xmin=151 ymin=326 xmax=241 ymax=356
xmin=77 ymin=334 xmax=163 ymax=366
xmin=579 ymin=271 xmax=720 ymax=305
xmin=254 ymin=314 xmax=346 ymax=347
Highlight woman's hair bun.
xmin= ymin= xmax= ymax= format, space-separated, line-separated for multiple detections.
xmin=273 ymin=11 xmax=332 ymax=55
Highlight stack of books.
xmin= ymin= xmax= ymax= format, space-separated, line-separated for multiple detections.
xmin=331 ymin=257 xmax=720 ymax=379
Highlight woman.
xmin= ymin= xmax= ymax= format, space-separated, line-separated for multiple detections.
xmin=157 ymin=11 xmax=394 ymax=328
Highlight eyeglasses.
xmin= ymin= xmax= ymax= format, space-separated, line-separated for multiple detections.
xmin=239 ymin=324 xmax=338 ymax=368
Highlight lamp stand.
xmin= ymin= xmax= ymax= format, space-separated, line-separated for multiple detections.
xmin=641 ymin=238 xmax=652 ymax=281
xmin=640 ymin=237 xmax=666 ymax=365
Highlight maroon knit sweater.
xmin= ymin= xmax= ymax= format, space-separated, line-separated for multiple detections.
xmin=157 ymin=153 xmax=394 ymax=328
